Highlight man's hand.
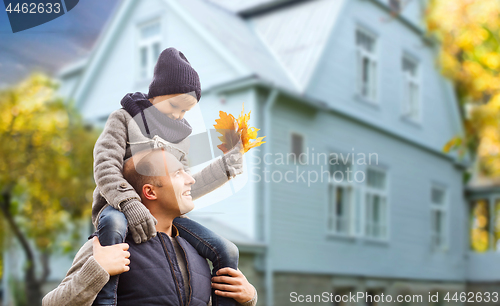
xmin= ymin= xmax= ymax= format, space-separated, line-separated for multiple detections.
xmin=211 ymin=268 xmax=255 ymax=304
xmin=92 ymin=237 xmax=131 ymax=276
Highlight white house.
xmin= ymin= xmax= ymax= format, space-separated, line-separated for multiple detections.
xmin=4 ymin=0 xmax=500 ymax=305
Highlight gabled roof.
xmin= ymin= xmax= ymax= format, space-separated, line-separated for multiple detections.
xmin=250 ymin=0 xmax=346 ymax=91
xmin=57 ymin=57 xmax=88 ymax=78
xmin=206 ymin=0 xmax=283 ymax=13
xmin=175 ymin=0 xmax=297 ymax=91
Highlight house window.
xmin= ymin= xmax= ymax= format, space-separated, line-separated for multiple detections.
xmin=430 ymin=186 xmax=447 ymax=250
xmin=290 ymin=133 xmax=304 ymax=164
xmin=470 ymin=199 xmax=489 ymax=252
xmin=138 ymin=20 xmax=162 ymax=80
xmin=356 ymin=28 xmax=377 ymax=102
xmin=328 ymin=161 xmax=354 ymax=235
xmin=365 ymin=167 xmax=387 ymax=239
xmin=402 ymin=56 xmax=420 ymax=121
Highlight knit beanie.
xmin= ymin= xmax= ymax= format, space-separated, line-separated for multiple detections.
xmin=148 ymin=47 xmax=201 ymax=102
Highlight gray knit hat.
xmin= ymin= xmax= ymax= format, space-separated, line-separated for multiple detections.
xmin=148 ymin=47 xmax=201 ymax=101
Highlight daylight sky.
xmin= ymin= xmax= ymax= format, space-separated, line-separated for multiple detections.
xmin=0 ymin=0 xmax=120 ymax=87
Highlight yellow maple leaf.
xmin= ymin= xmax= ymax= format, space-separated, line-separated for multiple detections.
xmin=213 ymin=104 xmax=266 ymax=154
xmin=213 ymin=111 xmax=239 ymax=153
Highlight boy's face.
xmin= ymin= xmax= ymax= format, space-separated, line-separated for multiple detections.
xmin=152 ymin=93 xmax=197 ymax=120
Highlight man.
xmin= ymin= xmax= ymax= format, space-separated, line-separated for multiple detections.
xmin=42 ymin=149 xmax=257 ymax=306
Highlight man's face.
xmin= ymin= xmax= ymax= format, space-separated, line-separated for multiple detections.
xmin=155 ymin=150 xmax=196 ymax=215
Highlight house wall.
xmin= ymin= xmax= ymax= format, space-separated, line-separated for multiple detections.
xmin=188 ymin=87 xmax=260 ymax=239
xmin=272 ymin=272 xmax=464 ymax=306
xmin=306 ymin=0 xmax=461 ymax=155
xmin=266 ymin=95 xmax=467 ymax=281
xmin=374 ymin=0 xmax=427 ymax=31
xmin=56 ymin=69 xmax=83 ymax=103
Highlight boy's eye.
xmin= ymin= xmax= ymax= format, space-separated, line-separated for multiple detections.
xmin=170 ymin=103 xmax=178 ymax=108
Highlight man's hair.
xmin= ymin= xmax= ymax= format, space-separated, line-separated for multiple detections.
xmin=123 ymin=149 xmax=166 ymax=196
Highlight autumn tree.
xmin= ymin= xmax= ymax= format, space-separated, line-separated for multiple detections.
xmin=0 ymin=73 xmax=98 ymax=305
xmin=426 ymin=0 xmax=500 ymax=179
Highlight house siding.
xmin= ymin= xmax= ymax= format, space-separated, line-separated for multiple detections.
xmin=265 ymin=96 xmax=466 ymax=281
xmin=306 ymin=0 xmax=461 ymax=155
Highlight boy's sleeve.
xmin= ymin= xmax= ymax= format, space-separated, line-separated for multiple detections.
xmin=42 ymin=241 xmax=109 ymax=306
xmin=180 ymin=153 xmax=229 ymax=201
xmin=93 ymin=110 xmax=141 ymax=209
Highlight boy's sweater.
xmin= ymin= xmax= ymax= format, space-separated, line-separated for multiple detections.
xmin=92 ymin=108 xmax=229 ymax=228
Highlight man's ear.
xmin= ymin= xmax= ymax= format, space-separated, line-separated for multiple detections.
xmin=142 ymin=184 xmax=157 ymax=200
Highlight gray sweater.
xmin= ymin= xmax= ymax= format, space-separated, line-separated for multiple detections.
xmin=91 ymin=108 xmax=229 ymax=228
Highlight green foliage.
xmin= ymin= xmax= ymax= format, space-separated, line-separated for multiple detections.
xmin=426 ymin=0 xmax=500 ymax=178
xmin=0 ymin=72 xmax=98 ymax=256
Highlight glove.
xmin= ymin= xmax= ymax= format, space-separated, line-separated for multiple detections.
xmin=222 ymin=141 xmax=244 ymax=179
xmin=121 ymin=200 xmax=157 ymax=244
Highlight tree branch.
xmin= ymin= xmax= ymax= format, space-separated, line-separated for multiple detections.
xmin=0 ymin=189 xmax=35 ymax=266
xmin=39 ymin=251 xmax=51 ymax=285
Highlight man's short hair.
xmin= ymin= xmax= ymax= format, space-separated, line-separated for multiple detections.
xmin=123 ymin=149 xmax=167 ymax=196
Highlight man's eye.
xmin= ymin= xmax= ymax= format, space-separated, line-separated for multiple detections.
xmin=170 ymin=103 xmax=178 ymax=108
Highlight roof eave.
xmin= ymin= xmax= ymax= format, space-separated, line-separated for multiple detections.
xmin=237 ymin=0 xmax=309 ymax=18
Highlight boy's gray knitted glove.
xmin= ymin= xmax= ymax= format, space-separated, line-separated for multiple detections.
xmin=222 ymin=141 xmax=244 ymax=179
xmin=121 ymin=200 xmax=157 ymax=244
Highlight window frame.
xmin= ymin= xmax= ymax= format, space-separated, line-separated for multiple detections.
xmin=136 ymin=18 xmax=163 ymax=81
xmin=289 ymin=131 xmax=306 ymax=165
xmin=364 ymin=166 xmax=389 ymax=241
xmin=356 ymin=26 xmax=378 ymax=104
xmin=401 ymin=54 xmax=421 ymax=123
xmin=430 ymin=184 xmax=448 ymax=251
xmin=468 ymin=195 xmax=500 ymax=253
xmin=327 ymin=157 xmax=356 ymax=237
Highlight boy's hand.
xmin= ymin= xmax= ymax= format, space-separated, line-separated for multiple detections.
xmin=92 ymin=237 xmax=130 ymax=276
xmin=122 ymin=201 xmax=157 ymax=244
xmin=223 ymin=141 xmax=243 ymax=178
xmin=211 ymin=268 xmax=256 ymax=304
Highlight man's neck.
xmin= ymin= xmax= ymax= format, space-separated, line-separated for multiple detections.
xmin=153 ymin=213 xmax=176 ymax=237
xmin=156 ymin=222 xmax=173 ymax=237
xmin=144 ymin=202 xmax=179 ymax=237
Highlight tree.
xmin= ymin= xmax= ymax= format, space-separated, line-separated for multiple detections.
xmin=0 ymin=73 xmax=98 ymax=305
xmin=426 ymin=0 xmax=500 ymax=179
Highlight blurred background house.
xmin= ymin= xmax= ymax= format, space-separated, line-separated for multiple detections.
xmin=2 ymin=0 xmax=500 ymax=305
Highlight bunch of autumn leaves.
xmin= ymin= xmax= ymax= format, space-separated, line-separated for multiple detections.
xmin=213 ymin=104 xmax=265 ymax=154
